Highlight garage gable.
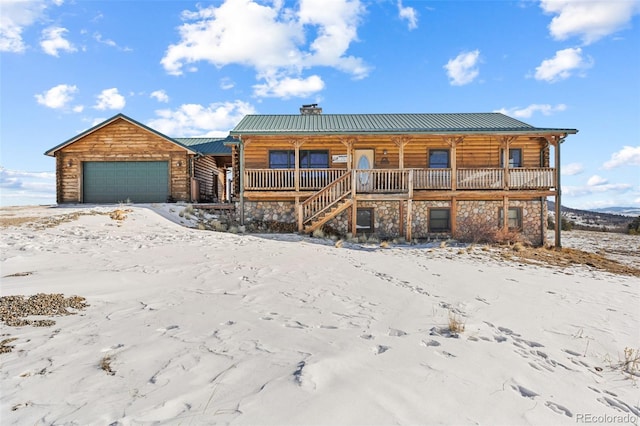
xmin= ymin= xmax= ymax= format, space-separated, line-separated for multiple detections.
xmin=44 ymin=113 xmax=195 ymax=156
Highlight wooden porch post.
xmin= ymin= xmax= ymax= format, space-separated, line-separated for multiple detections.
xmin=351 ymin=169 xmax=357 ymax=235
xmin=451 ymin=197 xmax=457 ymax=236
xmin=444 ymin=137 xmax=462 ymax=191
xmin=297 ymin=197 xmax=303 ymax=232
xmin=392 ymin=136 xmax=411 ymax=170
xmin=500 ymin=136 xmax=515 ymax=189
xmin=406 ymin=200 xmax=413 ymax=241
xmin=554 ymin=135 xmax=563 ymax=248
xmin=291 ymin=139 xmax=303 ymax=192
xmin=239 ymin=139 xmax=246 ymax=225
xmin=340 ymin=137 xmax=355 ymax=171
xmin=503 ymin=196 xmax=509 ymax=230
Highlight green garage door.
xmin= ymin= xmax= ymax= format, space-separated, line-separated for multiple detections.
xmin=83 ymin=161 xmax=169 ymax=203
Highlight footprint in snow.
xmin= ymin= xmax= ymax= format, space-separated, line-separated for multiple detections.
xmin=545 ymin=401 xmax=573 ymax=417
xmin=374 ymin=345 xmax=390 ymax=355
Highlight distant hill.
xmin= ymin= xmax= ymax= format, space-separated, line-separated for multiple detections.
xmin=590 ymin=206 xmax=640 ymax=216
xmin=547 ymin=201 xmax=636 ymax=232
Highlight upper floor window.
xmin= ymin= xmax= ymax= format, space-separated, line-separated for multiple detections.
xmin=269 ymin=151 xmax=295 ymax=169
xmin=501 ymin=148 xmax=522 ymax=168
xmin=429 ymin=149 xmax=450 ymax=168
xmin=269 ymin=150 xmax=329 ymax=169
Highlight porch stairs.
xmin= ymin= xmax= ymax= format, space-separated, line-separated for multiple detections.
xmin=300 ymin=171 xmax=352 ymax=234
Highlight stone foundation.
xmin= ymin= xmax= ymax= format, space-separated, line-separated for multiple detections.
xmin=238 ymin=198 xmax=547 ymax=245
xmin=240 ymin=201 xmax=296 ymax=224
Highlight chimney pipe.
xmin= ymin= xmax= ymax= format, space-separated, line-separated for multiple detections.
xmin=300 ymin=104 xmax=322 ymax=115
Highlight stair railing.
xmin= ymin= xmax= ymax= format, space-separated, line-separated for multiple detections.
xmin=299 ymin=171 xmax=352 ymax=229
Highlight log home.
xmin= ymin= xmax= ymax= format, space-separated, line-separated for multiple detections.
xmin=229 ymin=106 xmax=577 ymax=246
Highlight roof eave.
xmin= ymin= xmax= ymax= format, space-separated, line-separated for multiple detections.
xmin=229 ymin=129 xmax=578 ymax=137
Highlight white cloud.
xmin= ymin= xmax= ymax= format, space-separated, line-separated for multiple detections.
xmin=161 ymin=0 xmax=368 ymax=98
xmin=253 ymin=74 xmax=325 ymax=98
xmin=93 ymin=32 xmax=132 ymax=52
xmin=495 ymin=103 xmax=567 ymax=118
xmin=40 ymin=26 xmax=76 ymax=56
xmin=533 ymin=47 xmax=592 ymax=82
xmin=563 ymin=174 xmax=632 ymax=197
xmin=150 ymin=90 xmax=169 ymax=103
xmin=94 ymin=88 xmax=126 ymax=110
xmin=562 ymin=163 xmax=584 ymax=176
xmin=587 ymin=174 xmax=608 ymax=186
xmin=444 ymin=50 xmax=480 ymax=86
xmin=147 ymin=100 xmax=256 ymax=137
xmin=603 ymin=145 xmax=640 ymax=170
xmin=540 ymin=0 xmax=640 ymax=45
xmin=0 ymin=0 xmax=48 ymax=53
xmin=220 ymin=77 xmax=235 ymax=90
xmin=35 ymin=84 xmax=78 ymax=109
xmin=398 ymin=0 xmax=418 ymax=30
xmin=0 ymin=166 xmax=56 ymax=206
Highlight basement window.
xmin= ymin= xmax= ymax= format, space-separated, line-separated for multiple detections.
xmin=499 ymin=207 xmax=523 ymax=230
xmin=429 ymin=208 xmax=451 ymax=233
xmin=356 ymin=208 xmax=374 ymax=234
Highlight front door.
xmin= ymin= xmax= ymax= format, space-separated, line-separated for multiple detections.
xmin=354 ymin=149 xmax=374 ymax=192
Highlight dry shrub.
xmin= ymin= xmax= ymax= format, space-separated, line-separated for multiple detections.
xmin=1 ymin=337 xmax=18 ymax=354
xmin=448 ymin=311 xmax=465 ymax=334
xmin=492 ymin=227 xmax=526 ymax=245
xmin=109 ymin=209 xmax=131 ymax=221
xmin=100 ymin=354 xmax=115 ymax=375
xmin=621 ymin=347 xmax=640 ymax=377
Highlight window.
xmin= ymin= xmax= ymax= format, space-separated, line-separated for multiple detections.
xmin=301 ymin=151 xmax=329 ymax=168
xmin=269 ymin=151 xmax=295 ymax=169
xmin=269 ymin=150 xmax=329 ymax=169
xmin=500 ymin=148 xmax=522 ymax=168
xmin=356 ymin=208 xmax=374 ymax=234
xmin=499 ymin=207 xmax=523 ymax=230
xmin=429 ymin=208 xmax=450 ymax=233
xmin=429 ymin=149 xmax=450 ymax=168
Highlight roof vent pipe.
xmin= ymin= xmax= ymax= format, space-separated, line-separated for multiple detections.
xmin=300 ymin=104 xmax=322 ymax=115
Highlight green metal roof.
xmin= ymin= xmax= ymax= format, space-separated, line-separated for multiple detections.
xmin=174 ymin=136 xmax=233 ymax=155
xmin=230 ymin=113 xmax=577 ymax=136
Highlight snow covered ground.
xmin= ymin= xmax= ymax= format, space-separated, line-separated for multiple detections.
xmin=1 ymin=204 xmax=638 ymax=425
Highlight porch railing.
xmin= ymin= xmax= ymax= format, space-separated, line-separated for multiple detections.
xmin=356 ymin=169 xmax=410 ymax=193
xmin=457 ymin=168 xmax=504 ymax=189
xmin=510 ymin=168 xmax=556 ymax=188
xmin=245 ymin=167 xmax=556 ymax=191
xmin=244 ymin=169 xmax=294 ymax=190
xmin=244 ymin=168 xmax=346 ymax=191
xmin=301 ymin=172 xmax=351 ymax=224
xmin=413 ymin=169 xmax=452 ymax=190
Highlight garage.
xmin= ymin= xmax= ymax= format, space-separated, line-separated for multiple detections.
xmin=83 ymin=161 xmax=169 ymax=203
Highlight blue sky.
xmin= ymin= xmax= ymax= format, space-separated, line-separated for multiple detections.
xmin=1 ymin=0 xmax=639 ymax=209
